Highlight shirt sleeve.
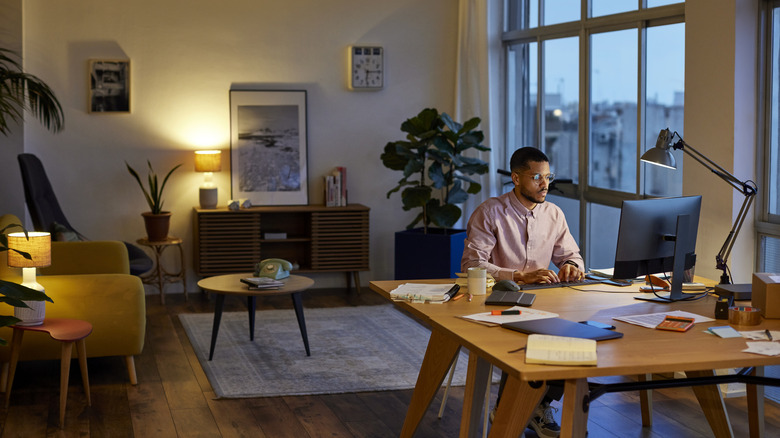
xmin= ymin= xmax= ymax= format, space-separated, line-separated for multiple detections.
xmin=550 ymin=213 xmax=584 ymax=271
xmin=461 ymin=205 xmax=518 ymax=281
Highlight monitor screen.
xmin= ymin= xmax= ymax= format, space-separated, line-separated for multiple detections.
xmin=612 ymin=195 xmax=702 ymax=302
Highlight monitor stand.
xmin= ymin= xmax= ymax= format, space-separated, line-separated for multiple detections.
xmin=633 ymin=214 xmax=701 ymax=304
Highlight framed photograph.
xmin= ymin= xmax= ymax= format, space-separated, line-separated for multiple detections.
xmin=88 ymin=59 xmax=130 ymax=113
xmin=230 ymin=90 xmax=308 ymax=205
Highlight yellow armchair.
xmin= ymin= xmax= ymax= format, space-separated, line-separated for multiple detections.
xmin=0 ymin=214 xmax=145 ymax=385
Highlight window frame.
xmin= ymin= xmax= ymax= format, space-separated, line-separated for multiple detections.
xmin=501 ymin=1 xmax=685 ymax=268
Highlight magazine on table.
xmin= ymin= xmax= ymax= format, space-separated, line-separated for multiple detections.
xmin=241 ymin=277 xmax=285 ymax=289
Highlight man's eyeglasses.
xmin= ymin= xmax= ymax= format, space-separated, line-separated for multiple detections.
xmin=520 ymin=172 xmax=555 ymax=183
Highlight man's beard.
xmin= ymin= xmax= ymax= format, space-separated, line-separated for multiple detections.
xmin=520 ymin=187 xmax=547 ymax=205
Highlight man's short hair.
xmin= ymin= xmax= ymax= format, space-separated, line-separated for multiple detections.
xmin=510 ymin=147 xmax=549 ymax=172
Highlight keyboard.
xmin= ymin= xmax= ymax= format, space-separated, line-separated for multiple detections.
xmin=516 ymin=278 xmax=602 ymax=290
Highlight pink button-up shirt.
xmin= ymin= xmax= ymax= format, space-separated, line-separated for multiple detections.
xmin=461 ymin=191 xmax=584 ymax=281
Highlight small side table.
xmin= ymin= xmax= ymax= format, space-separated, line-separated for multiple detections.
xmin=5 ymin=318 xmax=93 ymax=427
xmin=137 ymin=237 xmax=187 ymax=304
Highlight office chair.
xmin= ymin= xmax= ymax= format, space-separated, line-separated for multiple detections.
xmin=18 ymin=153 xmax=154 ymax=276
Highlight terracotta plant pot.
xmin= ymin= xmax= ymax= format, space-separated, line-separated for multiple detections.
xmin=142 ymin=211 xmax=171 ymax=241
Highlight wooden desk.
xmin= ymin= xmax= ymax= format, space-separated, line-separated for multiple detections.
xmin=370 ymin=279 xmax=780 ymax=438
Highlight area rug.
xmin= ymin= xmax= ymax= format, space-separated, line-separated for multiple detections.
xmin=179 ymin=305 xmax=473 ymax=399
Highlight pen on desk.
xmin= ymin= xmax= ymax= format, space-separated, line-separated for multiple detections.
xmin=452 ymin=293 xmax=465 ymax=301
xmin=491 ymin=310 xmax=521 ymax=315
xmin=767 ymin=329 xmax=773 ymax=341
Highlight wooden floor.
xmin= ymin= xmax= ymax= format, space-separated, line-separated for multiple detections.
xmin=2 ymin=287 xmax=780 ymax=437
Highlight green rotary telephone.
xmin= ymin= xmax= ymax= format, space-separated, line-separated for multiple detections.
xmin=254 ymin=258 xmax=293 ymax=280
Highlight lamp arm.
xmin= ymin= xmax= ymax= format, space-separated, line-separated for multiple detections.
xmin=674 ymin=138 xmax=751 ymax=194
xmin=715 ymin=190 xmax=756 ymax=284
xmin=669 ymin=132 xmax=759 ymax=284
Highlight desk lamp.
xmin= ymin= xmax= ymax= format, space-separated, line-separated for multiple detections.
xmin=195 ymin=150 xmax=221 ymax=209
xmin=640 ymin=128 xmax=758 ymax=299
xmin=7 ymin=231 xmax=51 ymax=325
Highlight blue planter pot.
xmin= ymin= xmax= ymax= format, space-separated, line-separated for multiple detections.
xmin=394 ymin=227 xmax=467 ymax=280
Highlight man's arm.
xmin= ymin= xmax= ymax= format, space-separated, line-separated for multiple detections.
xmin=461 ymin=209 xmax=518 ymax=281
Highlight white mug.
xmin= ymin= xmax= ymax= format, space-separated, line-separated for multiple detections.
xmin=467 ymin=267 xmax=487 ymax=296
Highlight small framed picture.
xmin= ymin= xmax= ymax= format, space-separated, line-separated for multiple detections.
xmin=88 ymin=59 xmax=130 ymax=113
xmin=229 ymin=90 xmax=309 ymax=206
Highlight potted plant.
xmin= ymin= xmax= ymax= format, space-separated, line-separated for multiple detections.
xmin=126 ymin=160 xmax=182 ymax=241
xmin=0 ymin=48 xmax=65 ymax=135
xmin=381 ymin=108 xmax=490 ymax=279
xmin=0 ymin=224 xmax=53 ymax=344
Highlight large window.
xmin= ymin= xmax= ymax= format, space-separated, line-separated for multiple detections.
xmin=758 ymin=0 xmax=780 ymax=273
xmin=503 ymin=1 xmax=685 ymax=270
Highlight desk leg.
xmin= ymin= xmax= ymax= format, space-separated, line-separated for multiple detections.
xmin=460 ymin=352 xmax=492 ymax=438
xmin=208 ymin=294 xmax=226 ymax=361
xmin=559 ymin=378 xmax=589 ymax=438
xmin=489 ymin=374 xmax=544 ymax=438
xmin=4 ymin=328 xmax=24 ymax=408
xmin=638 ymin=373 xmax=653 ymax=426
xmin=247 ymin=296 xmax=256 ymax=341
xmin=747 ymin=366 xmax=765 ymax=438
xmin=290 ymin=292 xmax=310 ymax=356
xmin=686 ymin=370 xmax=734 ymax=438
xmin=400 ymin=330 xmax=461 ymax=438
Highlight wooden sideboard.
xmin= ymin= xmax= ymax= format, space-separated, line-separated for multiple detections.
xmin=193 ymin=204 xmax=370 ymax=292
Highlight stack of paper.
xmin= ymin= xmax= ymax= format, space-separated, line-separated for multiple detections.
xmin=389 ymin=283 xmax=459 ymax=303
xmin=241 ymin=277 xmax=285 ymax=289
xmin=525 ymin=334 xmax=597 ymax=366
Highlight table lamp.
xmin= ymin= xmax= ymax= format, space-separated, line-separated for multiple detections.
xmin=640 ymin=128 xmax=758 ymax=299
xmin=7 ymin=231 xmax=52 ymax=326
xmin=195 ymin=150 xmax=221 ymax=209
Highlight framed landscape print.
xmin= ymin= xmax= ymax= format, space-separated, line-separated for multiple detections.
xmin=88 ymin=59 xmax=130 ymax=113
xmin=229 ymin=90 xmax=308 ymax=205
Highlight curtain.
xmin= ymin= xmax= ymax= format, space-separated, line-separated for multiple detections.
xmin=454 ymin=0 xmax=505 ymax=229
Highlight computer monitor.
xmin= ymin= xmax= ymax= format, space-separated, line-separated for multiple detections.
xmin=612 ymin=195 xmax=702 ymax=302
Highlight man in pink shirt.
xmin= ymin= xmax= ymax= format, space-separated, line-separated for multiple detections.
xmin=462 ymin=146 xmax=584 ymax=284
xmin=461 ymin=146 xmax=584 ymax=438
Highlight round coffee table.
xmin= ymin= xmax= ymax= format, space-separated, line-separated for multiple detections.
xmin=197 ymin=273 xmax=314 ymax=361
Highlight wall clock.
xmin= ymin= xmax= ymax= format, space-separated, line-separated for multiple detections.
xmin=349 ymin=46 xmax=383 ymax=90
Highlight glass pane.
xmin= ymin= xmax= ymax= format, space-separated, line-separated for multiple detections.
xmin=760 ymin=235 xmax=780 ymax=272
xmin=643 ymin=23 xmax=685 ymax=197
xmin=543 ymin=0 xmax=578 ymax=25
xmin=507 ymin=42 xmax=538 ymax=162
xmin=647 ymin=0 xmax=682 ymax=8
xmin=589 ymin=29 xmax=638 ymax=193
xmin=507 ymin=0 xmax=538 ymax=30
xmin=548 ymin=194 xmax=580 ymax=244
xmin=543 ymin=37 xmax=579 ymax=184
xmin=591 ymin=0 xmax=636 ymax=17
xmin=586 ymin=202 xmax=620 ymax=271
xmin=770 ymin=8 xmax=780 ymax=216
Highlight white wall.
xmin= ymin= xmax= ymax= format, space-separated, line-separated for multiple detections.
xmin=685 ymin=0 xmax=758 ymax=284
xmin=7 ymin=0 xmax=459 ymax=292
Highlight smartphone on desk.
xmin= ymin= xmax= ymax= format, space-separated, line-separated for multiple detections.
xmin=579 ymin=320 xmax=616 ymax=330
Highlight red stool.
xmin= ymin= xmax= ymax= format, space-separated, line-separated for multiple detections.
xmin=5 ymin=318 xmax=93 ymax=427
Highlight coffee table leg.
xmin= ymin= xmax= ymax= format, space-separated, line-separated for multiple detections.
xmin=209 ymin=293 xmax=226 ymax=361
xmin=290 ymin=292 xmax=310 ymax=356
xmin=247 ymin=296 xmax=256 ymax=341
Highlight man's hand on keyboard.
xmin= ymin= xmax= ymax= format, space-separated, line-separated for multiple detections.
xmin=517 ymin=269 xmax=560 ymax=284
xmin=559 ymin=264 xmax=585 ymax=282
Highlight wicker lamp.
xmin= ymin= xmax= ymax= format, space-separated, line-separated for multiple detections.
xmin=195 ymin=150 xmax=222 ymax=209
xmin=7 ymin=231 xmax=51 ymax=326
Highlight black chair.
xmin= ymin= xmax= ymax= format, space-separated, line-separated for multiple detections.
xmin=18 ymin=153 xmax=154 ymax=276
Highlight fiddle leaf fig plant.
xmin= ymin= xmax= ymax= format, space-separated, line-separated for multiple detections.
xmin=126 ymin=160 xmax=183 ymax=214
xmin=0 ymin=224 xmax=53 ymax=345
xmin=381 ymin=108 xmax=490 ymax=232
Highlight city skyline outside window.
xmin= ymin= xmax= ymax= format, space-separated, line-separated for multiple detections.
xmin=503 ymin=1 xmax=685 ymax=270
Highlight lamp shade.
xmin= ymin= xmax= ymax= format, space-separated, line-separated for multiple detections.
xmin=194 ymin=150 xmax=222 ymax=172
xmin=640 ymin=147 xmax=677 ymax=169
xmin=7 ymin=232 xmax=51 ymax=268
